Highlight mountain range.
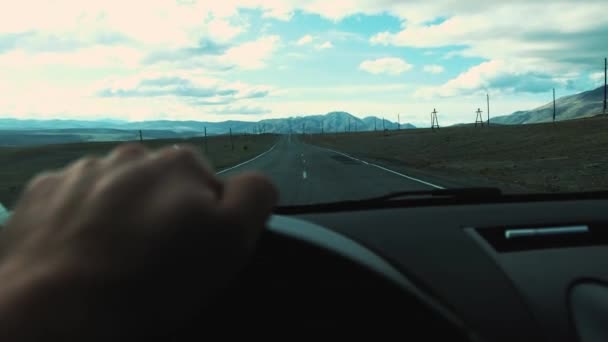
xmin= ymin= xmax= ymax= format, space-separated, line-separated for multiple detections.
xmin=0 ymin=112 xmax=415 ymax=146
xmin=492 ymin=86 xmax=607 ymax=125
xmin=1 ymin=84 xmax=606 ymax=146
xmin=0 ymin=112 xmax=412 ymax=135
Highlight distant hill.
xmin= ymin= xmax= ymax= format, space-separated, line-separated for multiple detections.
xmin=0 ymin=112 xmax=414 ymax=134
xmin=0 ymin=112 xmax=415 ymax=146
xmin=492 ymin=86 xmax=606 ymax=125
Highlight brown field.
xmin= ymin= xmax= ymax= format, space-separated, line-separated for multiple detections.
xmin=304 ymin=116 xmax=608 ymax=194
xmin=0 ymin=134 xmax=277 ymax=209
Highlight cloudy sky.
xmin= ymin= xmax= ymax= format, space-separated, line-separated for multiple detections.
xmin=0 ymin=0 xmax=606 ymax=126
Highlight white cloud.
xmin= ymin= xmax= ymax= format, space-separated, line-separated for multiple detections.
xmin=0 ymin=0 xmax=606 ymax=124
xmin=359 ymin=57 xmax=413 ymax=76
xmin=423 ymin=65 xmax=445 ymax=74
xmin=315 ymin=41 xmax=334 ymax=50
xmin=368 ymin=1 xmax=608 ymax=72
xmin=296 ymin=35 xmax=314 ymax=45
xmin=211 ymin=105 xmax=271 ymax=115
xmin=206 ymin=18 xmax=246 ymax=43
xmin=590 ymin=72 xmax=605 ymax=83
xmin=415 ymin=61 xmax=500 ymax=98
xmin=223 ymin=35 xmax=280 ymax=69
xmin=96 ymin=71 xmax=274 ymax=100
xmin=0 ymin=46 xmax=143 ymax=69
xmin=283 ymin=84 xmax=411 ymax=96
xmin=414 ymin=59 xmax=574 ymax=99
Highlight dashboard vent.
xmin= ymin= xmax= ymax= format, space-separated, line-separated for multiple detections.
xmin=475 ymin=223 xmax=608 ymax=252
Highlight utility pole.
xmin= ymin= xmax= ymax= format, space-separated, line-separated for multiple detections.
xmin=348 ymin=118 xmax=351 ymax=132
xmin=204 ymin=127 xmax=208 ymax=153
xmin=553 ymin=88 xmax=556 ymax=122
xmin=321 ymin=120 xmax=324 ymax=134
xmin=139 ymin=130 xmax=143 ymax=142
xmin=487 ymin=93 xmax=490 ymax=127
xmin=382 ymin=117 xmax=385 ymax=130
xmin=398 ymin=114 xmax=401 ymax=130
xmin=374 ymin=118 xmax=377 ymax=131
xmin=229 ymin=128 xmax=234 ymax=151
xmin=604 ymin=58 xmax=608 ymax=114
xmin=302 ymin=122 xmax=305 ymax=136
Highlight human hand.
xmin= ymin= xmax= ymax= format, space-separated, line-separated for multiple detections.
xmin=0 ymin=143 xmax=278 ymax=340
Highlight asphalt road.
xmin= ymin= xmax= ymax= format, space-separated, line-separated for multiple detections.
xmin=219 ymin=135 xmax=443 ymax=206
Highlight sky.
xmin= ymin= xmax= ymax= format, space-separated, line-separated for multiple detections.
xmin=0 ymin=0 xmax=606 ymax=127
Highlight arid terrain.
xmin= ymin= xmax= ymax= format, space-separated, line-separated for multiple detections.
xmin=0 ymin=134 xmax=277 ymax=209
xmin=305 ymin=115 xmax=608 ymax=194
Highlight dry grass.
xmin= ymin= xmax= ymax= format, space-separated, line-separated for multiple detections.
xmin=0 ymin=134 xmax=277 ymax=209
xmin=305 ymin=116 xmax=608 ymax=193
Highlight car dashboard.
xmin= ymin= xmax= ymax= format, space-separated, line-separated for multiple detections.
xmin=2 ymin=196 xmax=608 ymax=341
xmin=207 ymin=196 xmax=608 ymax=342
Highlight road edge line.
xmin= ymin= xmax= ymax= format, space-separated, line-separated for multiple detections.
xmin=216 ymin=143 xmax=277 ymax=175
xmin=320 ymin=147 xmax=445 ymax=189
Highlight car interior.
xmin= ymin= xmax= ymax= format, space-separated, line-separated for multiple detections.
xmin=189 ymin=191 xmax=608 ymax=342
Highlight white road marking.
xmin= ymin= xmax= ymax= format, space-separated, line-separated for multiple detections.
xmin=302 ymin=170 xmax=308 ymax=179
xmin=217 ymin=143 xmax=277 ymax=175
xmin=321 ymin=147 xmax=445 ymax=189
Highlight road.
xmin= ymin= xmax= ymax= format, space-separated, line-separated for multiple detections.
xmin=219 ymin=135 xmax=443 ymax=206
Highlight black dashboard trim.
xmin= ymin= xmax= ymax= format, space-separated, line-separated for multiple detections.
xmin=274 ymin=191 xmax=608 ymax=214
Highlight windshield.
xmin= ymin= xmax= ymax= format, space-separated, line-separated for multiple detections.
xmin=0 ymin=1 xmax=607 ymax=208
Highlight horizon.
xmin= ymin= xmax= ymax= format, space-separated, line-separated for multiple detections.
xmin=0 ymin=111 xmax=405 ymax=125
xmin=0 ymin=1 xmax=606 ymax=127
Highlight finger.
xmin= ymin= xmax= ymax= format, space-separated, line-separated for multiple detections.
xmin=104 ymin=143 xmax=149 ymax=166
xmin=22 ymin=171 xmax=62 ymax=198
xmin=152 ymin=180 xmax=218 ymax=227
xmin=91 ymin=145 xmax=222 ymax=203
xmin=65 ymin=156 xmax=100 ymax=175
xmin=219 ymin=172 xmax=278 ymax=245
xmin=60 ymin=157 xmax=104 ymax=198
xmin=13 ymin=171 xmax=63 ymax=222
xmin=152 ymin=145 xmax=222 ymax=195
xmin=154 ymin=144 xmax=211 ymax=170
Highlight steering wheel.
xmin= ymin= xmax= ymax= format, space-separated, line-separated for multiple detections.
xmin=180 ymin=216 xmax=477 ymax=340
